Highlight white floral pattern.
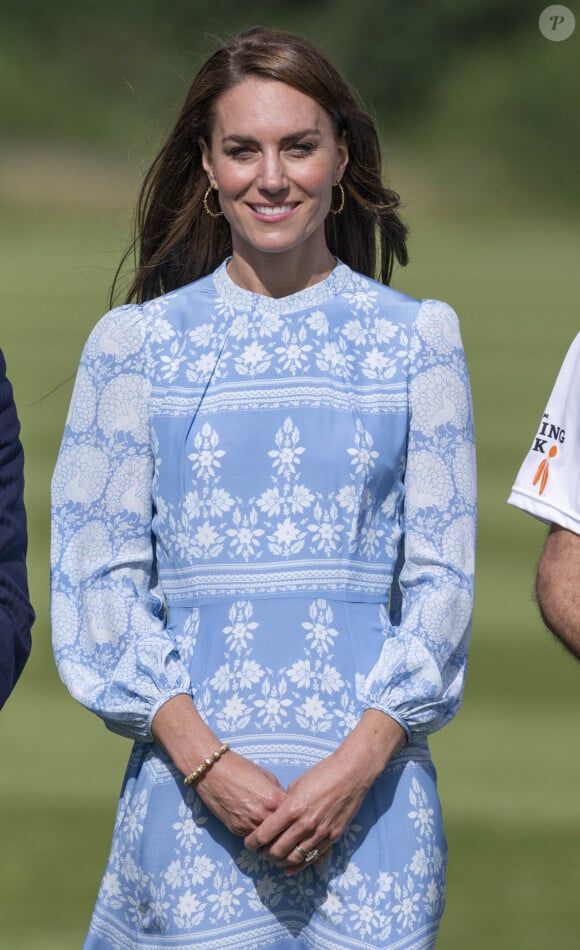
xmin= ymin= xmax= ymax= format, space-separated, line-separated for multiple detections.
xmin=86 ymin=726 xmax=446 ymax=949
xmin=51 ymin=260 xmax=475 ymax=948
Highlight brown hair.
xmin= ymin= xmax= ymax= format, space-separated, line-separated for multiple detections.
xmin=115 ymin=26 xmax=408 ymax=305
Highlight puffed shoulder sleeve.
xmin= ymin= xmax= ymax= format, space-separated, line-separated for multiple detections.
xmin=363 ymin=299 xmax=476 ymax=736
xmin=51 ymin=307 xmax=191 ymax=740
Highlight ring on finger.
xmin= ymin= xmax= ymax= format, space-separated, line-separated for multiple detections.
xmin=296 ymin=846 xmax=319 ymax=864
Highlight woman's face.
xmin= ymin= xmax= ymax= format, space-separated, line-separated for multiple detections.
xmin=200 ymin=77 xmax=348 ymax=267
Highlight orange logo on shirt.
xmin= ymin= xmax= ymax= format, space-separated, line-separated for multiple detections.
xmin=533 ymin=445 xmax=558 ymax=495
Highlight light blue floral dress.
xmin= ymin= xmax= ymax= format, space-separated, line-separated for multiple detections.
xmin=51 ymin=260 xmax=476 ymax=950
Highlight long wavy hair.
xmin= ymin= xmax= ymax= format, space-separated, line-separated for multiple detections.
xmin=115 ymin=26 xmax=408 ymax=305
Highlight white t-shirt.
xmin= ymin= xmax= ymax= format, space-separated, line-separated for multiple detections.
xmin=508 ymin=333 xmax=580 ymax=533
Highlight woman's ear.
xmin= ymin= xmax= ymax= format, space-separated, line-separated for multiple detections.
xmin=336 ymin=133 xmax=349 ymax=182
xmin=199 ymin=138 xmax=215 ymax=184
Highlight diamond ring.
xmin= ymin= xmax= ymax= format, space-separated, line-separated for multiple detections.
xmin=297 ymin=847 xmax=319 ymax=864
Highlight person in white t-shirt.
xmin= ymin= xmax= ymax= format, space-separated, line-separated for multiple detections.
xmin=508 ymin=333 xmax=580 ymax=658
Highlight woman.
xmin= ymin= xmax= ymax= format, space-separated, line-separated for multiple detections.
xmin=51 ymin=26 xmax=476 ymax=950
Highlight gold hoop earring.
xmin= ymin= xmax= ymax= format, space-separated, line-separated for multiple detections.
xmin=331 ymin=182 xmax=345 ymax=216
xmin=203 ymin=185 xmax=223 ymax=219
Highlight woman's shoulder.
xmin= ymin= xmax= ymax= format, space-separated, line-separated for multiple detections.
xmin=84 ymin=270 xmax=219 ymax=356
xmin=413 ymin=299 xmax=463 ymax=356
xmin=344 ymin=272 xmax=464 ymax=357
xmin=140 ymin=270 xmax=221 ymax=330
xmin=82 ymin=302 xmax=150 ymax=364
xmin=346 ymin=269 xmax=419 ymax=309
xmin=345 ymin=271 xmax=459 ymax=329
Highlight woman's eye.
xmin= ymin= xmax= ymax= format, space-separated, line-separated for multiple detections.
xmin=225 ymin=146 xmax=253 ymax=159
xmin=289 ymin=142 xmax=316 ymax=155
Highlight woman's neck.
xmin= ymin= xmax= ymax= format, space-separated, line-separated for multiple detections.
xmin=227 ymin=245 xmax=336 ymax=299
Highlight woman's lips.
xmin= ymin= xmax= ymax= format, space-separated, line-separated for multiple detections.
xmin=247 ymin=202 xmax=300 ymax=222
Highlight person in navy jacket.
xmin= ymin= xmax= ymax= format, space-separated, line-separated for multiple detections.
xmin=0 ymin=348 xmax=33 ymax=708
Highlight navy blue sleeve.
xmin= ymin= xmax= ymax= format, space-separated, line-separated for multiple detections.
xmin=0 ymin=348 xmax=34 ymax=709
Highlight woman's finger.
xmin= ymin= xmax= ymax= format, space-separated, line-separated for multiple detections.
xmin=244 ymin=808 xmax=295 ymax=853
xmin=282 ymin=843 xmax=332 ymax=876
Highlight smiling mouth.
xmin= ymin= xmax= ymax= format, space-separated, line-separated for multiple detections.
xmin=249 ymin=203 xmax=299 ymax=217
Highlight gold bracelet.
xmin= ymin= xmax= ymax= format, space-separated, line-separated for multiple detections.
xmin=183 ymin=742 xmax=230 ymax=786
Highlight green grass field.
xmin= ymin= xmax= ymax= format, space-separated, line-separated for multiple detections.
xmin=1 ymin=164 xmax=580 ymax=948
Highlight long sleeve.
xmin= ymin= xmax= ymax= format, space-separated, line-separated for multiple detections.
xmin=0 ymin=349 xmax=34 ymax=709
xmin=362 ymin=300 xmax=476 ymax=736
xmin=50 ymin=307 xmax=192 ymax=740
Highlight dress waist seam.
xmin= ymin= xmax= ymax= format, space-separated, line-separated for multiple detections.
xmin=164 ymin=589 xmax=390 ymax=608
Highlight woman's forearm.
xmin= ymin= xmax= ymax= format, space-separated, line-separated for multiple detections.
xmin=152 ymin=693 xmax=223 ymax=777
xmin=334 ymin=708 xmax=407 ymax=786
xmin=153 ymin=693 xmax=288 ymax=839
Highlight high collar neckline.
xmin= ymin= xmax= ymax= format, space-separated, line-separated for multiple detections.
xmin=212 ymin=258 xmax=352 ymax=313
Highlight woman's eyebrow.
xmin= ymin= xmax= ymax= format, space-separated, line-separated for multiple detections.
xmin=221 ymin=128 xmax=322 ymax=146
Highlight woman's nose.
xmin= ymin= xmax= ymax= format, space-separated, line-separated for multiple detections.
xmin=257 ymin=151 xmax=287 ymax=192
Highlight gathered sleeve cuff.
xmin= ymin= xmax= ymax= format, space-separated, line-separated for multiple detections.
xmin=362 ymin=299 xmax=477 ymax=736
xmin=50 ymin=307 xmax=192 ymax=741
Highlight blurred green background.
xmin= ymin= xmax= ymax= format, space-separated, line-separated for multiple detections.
xmin=1 ymin=2 xmax=579 ymax=947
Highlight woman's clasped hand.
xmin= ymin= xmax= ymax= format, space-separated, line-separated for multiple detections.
xmin=243 ymin=710 xmax=406 ymax=874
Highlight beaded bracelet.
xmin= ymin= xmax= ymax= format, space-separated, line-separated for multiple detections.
xmin=183 ymin=742 xmax=230 ymax=786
